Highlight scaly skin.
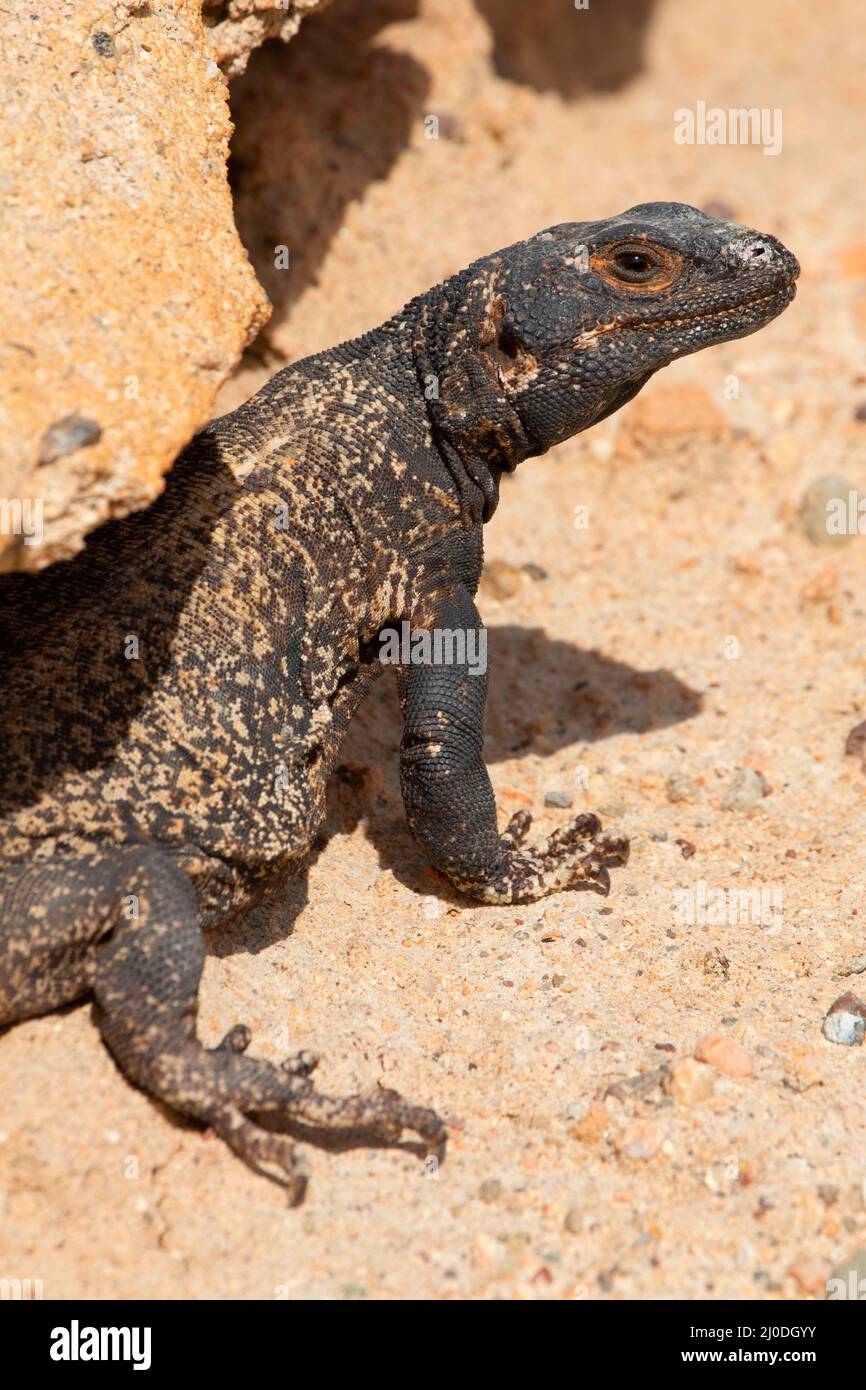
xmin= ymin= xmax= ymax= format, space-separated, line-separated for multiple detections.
xmin=0 ymin=203 xmax=798 ymax=1196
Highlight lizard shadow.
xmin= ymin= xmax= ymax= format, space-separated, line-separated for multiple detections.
xmin=474 ymin=0 xmax=657 ymax=98
xmin=329 ymin=623 xmax=703 ymax=903
xmin=228 ymin=0 xmax=429 ymax=351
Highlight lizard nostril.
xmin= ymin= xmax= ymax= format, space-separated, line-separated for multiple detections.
xmin=743 ymin=239 xmax=772 ymax=264
xmin=723 ymin=235 xmax=781 ymax=272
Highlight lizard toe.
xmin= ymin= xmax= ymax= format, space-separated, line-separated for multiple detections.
xmin=212 ymin=1105 xmax=309 ymax=1203
xmin=215 ymin=1024 xmax=253 ymax=1055
xmin=281 ymin=1049 xmax=319 ymax=1078
xmin=501 ymin=809 xmax=533 ymax=849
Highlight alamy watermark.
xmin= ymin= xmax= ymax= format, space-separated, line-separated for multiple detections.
xmin=50 ymin=1321 xmax=151 ymax=1370
xmin=673 ymin=879 xmax=783 ymax=934
xmin=674 ymin=102 xmax=782 ymax=157
xmin=1 ymin=1276 xmax=43 ymax=1300
xmin=379 ymin=620 xmax=487 ymax=676
xmin=825 ymin=490 xmax=866 ymax=537
xmin=826 ymin=1269 xmax=866 ymax=1300
xmin=0 ymin=497 xmax=43 ymax=547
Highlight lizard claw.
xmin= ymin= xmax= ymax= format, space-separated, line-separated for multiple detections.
xmin=213 ymin=1105 xmax=309 ymax=1203
xmin=216 ymin=1024 xmax=252 ymax=1055
xmin=542 ymin=812 xmax=601 ymax=859
xmin=594 ymin=831 xmax=630 ymax=867
xmin=584 ymin=863 xmax=611 ymax=896
xmin=501 ymin=809 xmax=533 ymax=849
xmin=281 ymin=1049 xmax=319 ymax=1078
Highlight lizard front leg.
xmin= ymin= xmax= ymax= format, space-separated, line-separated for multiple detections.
xmin=396 ymin=585 xmax=628 ymax=905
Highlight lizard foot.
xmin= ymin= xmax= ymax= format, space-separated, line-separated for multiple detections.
xmin=85 ymin=850 xmax=444 ymax=1196
xmin=268 ymin=1080 xmax=446 ymax=1150
xmin=199 ymin=1041 xmax=444 ymax=1197
xmin=458 ymin=810 xmax=629 ymax=905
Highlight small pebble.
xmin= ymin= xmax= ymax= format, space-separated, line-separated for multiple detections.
xmin=789 ymin=1258 xmax=832 ymax=1298
xmin=613 ymin=1119 xmax=662 ymax=1161
xmin=38 ymin=414 xmax=102 ymax=465
xmin=435 ymin=112 xmax=465 ymax=143
xmin=800 ymin=562 xmax=838 ymax=603
xmin=721 ymin=767 xmax=770 ymax=812
xmin=844 ymin=719 xmax=866 ymax=770
xmin=544 ymin=789 xmax=573 ymax=809
xmin=817 ymin=1184 xmax=839 ymax=1207
xmin=782 ymin=1048 xmax=823 ymax=1092
xmin=596 ymin=800 xmax=625 ymax=817
xmin=471 ymin=1233 xmax=505 ymax=1268
xmin=665 ymin=772 xmax=699 ymax=803
xmin=695 ymin=1033 xmax=753 ymax=1078
xmin=703 ymin=948 xmax=730 ymax=980
xmin=478 ymin=1178 xmax=503 ymax=1202
xmin=670 ymin=1057 xmax=715 ymax=1106
xmin=563 ymin=1206 xmax=582 ymax=1234
xmin=822 ymin=992 xmax=866 ymax=1046
xmin=91 ymin=31 xmax=115 ymax=57
xmin=838 ymin=952 xmax=866 ymax=977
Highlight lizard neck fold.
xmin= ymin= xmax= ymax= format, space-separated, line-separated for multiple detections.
xmin=410 ymin=278 xmax=536 ymax=524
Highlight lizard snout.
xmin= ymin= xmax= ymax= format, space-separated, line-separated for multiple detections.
xmin=722 ymin=231 xmax=800 ymax=281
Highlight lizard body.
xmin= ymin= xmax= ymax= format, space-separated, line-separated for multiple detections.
xmin=0 ymin=203 xmax=798 ymax=1195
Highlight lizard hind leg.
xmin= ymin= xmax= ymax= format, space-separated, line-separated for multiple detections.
xmin=82 ymin=845 xmax=442 ymax=1198
xmin=0 ymin=850 xmax=129 ymax=1023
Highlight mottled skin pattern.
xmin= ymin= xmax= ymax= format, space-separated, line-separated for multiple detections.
xmin=0 ymin=204 xmax=798 ymax=1197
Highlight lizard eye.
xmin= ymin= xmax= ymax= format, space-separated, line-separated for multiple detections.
xmin=592 ymin=240 xmax=682 ymax=291
xmin=589 ymin=241 xmax=683 ymax=293
xmin=616 ymin=251 xmax=650 ymax=274
xmin=610 ymin=248 xmax=658 ymax=283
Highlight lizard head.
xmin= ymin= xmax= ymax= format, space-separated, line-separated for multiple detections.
xmin=414 ymin=202 xmax=798 ymax=518
xmin=488 ymin=201 xmax=799 ymax=449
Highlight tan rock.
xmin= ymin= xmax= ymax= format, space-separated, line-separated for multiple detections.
xmin=205 ymin=0 xmax=333 ymax=79
xmin=670 ymin=1057 xmax=716 ymax=1105
xmin=799 ymin=563 xmax=838 ymax=604
xmin=782 ymin=1048 xmax=824 ymax=1093
xmin=570 ymin=1100 xmax=609 ymax=1146
xmin=613 ymin=1119 xmax=663 ymax=1161
xmin=695 ymin=1034 xmax=754 ymax=1078
xmin=788 ymin=1257 xmax=832 ymax=1297
xmin=626 ymin=383 xmax=729 ymax=436
xmin=0 ymin=2 xmax=271 ymax=571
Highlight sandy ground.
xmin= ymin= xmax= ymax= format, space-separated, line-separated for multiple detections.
xmin=3 ymin=0 xmax=866 ymax=1300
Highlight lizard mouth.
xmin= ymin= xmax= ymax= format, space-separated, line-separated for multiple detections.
xmin=620 ymin=280 xmax=797 ymax=334
xmin=574 ymin=275 xmax=797 ymax=348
